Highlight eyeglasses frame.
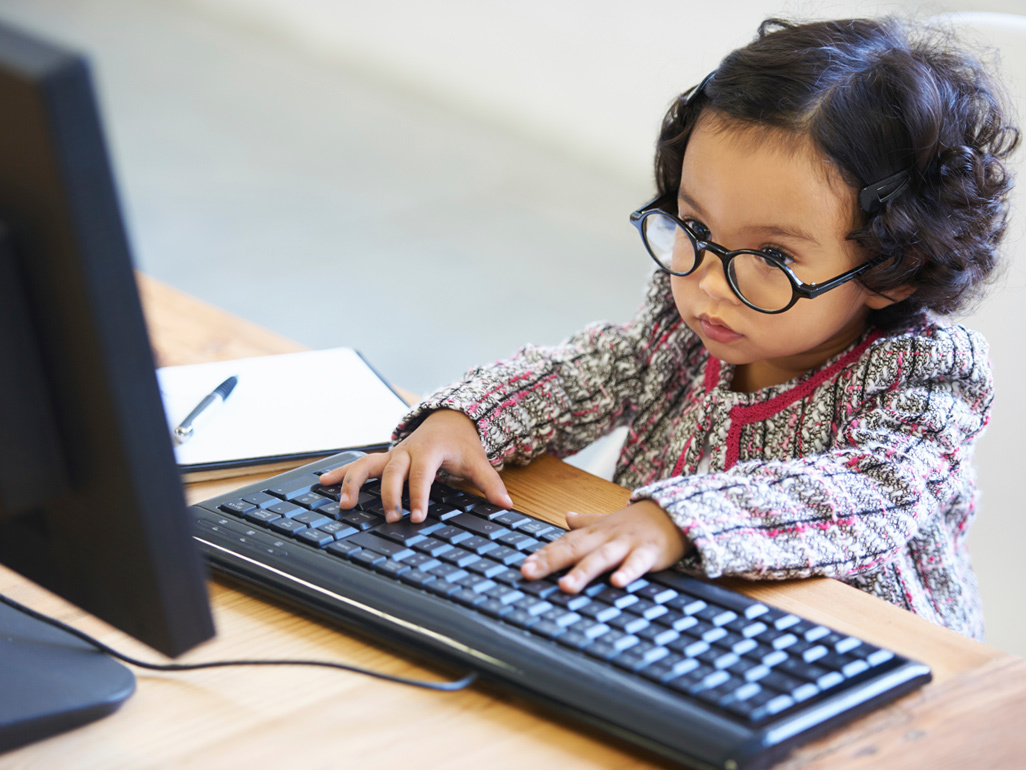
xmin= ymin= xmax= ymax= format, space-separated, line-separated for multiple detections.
xmin=629 ymin=196 xmax=889 ymax=314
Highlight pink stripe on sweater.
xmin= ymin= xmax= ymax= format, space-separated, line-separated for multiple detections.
xmin=724 ymin=331 xmax=883 ymax=469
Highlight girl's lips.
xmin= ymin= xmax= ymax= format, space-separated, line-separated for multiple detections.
xmin=699 ymin=315 xmax=744 ymax=344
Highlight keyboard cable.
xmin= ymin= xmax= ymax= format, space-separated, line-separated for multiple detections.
xmin=0 ymin=593 xmax=478 ymax=692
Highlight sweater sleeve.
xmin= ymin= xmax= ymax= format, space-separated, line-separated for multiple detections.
xmin=393 ymin=272 xmax=686 ymax=468
xmin=631 ymin=324 xmax=993 ymax=581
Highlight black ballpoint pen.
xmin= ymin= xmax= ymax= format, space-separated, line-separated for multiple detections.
xmin=173 ymin=376 xmax=238 ymax=444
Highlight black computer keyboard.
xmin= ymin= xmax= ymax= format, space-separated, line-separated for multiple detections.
xmin=189 ymin=450 xmax=931 ymax=770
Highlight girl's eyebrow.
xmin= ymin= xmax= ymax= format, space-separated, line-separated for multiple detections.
xmin=677 ymin=189 xmax=823 ymax=246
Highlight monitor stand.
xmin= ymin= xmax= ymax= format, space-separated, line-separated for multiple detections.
xmin=0 ymin=600 xmax=135 ymax=753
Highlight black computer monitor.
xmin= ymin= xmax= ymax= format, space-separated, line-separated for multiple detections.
xmin=0 ymin=20 xmax=215 ymax=751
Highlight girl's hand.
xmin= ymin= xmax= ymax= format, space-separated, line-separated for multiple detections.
xmin=521 ymin=501 xmax=691 ymax=593
xmin=318 ymin=409 xmax=512 ymax=524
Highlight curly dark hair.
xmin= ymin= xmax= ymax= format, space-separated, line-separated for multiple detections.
xmin=654 ymin=17 xmax=1020 ymax=329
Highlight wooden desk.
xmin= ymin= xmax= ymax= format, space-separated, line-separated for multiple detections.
xmin=2 ymin=275 xmax=1024 ymax=769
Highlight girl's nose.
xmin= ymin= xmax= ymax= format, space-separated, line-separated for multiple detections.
xmin=695 ymin=251 xmax=739 ymax=304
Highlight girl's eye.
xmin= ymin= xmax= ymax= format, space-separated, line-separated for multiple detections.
xmin=684 ymin=219 xmax=711 ymax=240
xmin=759 ymin=247 xmax=794 ymax=265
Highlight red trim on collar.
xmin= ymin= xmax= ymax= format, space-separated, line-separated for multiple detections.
xmin=704 ymin=356 xmax=721 ymax=395
xmin=723 ymin=330 xmax=883 ymax=470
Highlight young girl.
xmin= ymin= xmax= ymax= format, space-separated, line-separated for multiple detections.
xmin=323 ymin=17 xmax=1018 ymax=640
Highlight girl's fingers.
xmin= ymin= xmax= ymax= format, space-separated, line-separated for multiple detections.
xmin=406 ymin=452 xmax=445 ymax=523
xmin=335 ymin=453 xmax=390 ymax=508
xmin=558 ymin=539 xmax=631 ymax=594
xmin=521 ymin=526 xmax=603 ymax=581
xmin=462 ymin=460 xmax=513 ymax=511
xmin=318 ymin=464 xmax=347 ymax=485
xmin=609 ymin=545 xmax=659 ymax=588
xmin=565 ymin=511 xmax=604 ymax=530
xmin=379 ymin=451 xmax=413 ymax=522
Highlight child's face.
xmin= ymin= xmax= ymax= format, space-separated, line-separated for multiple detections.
xmin=672 ymin=115 xmax=892 ymax=391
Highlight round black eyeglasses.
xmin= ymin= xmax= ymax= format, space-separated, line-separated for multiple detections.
xmin=629 ymin=196 xmax=887 ymax=314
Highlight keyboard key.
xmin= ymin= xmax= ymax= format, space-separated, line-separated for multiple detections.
xmin=432 ymin=525 xmax=473 ymax=545
xmin=531 ymin=620 xmax=566 ymax=640
xmin=835 ymin=636 xmax=862 ymax=654
xmin=517 ymin=519 xmax=558 ymax=538
xmin=459 ymin=535 xmax=499 ymax=555
xmin=220 ymin=499 xmax=257 ymax=516
xmin=243 ymin=509 xmax=282 ymax=526
xmin=595 ymin=587 xmax=638 ymax=609
xmin=634 ymin=584 xmax=679 ymax=605
xmin=450 ymin=512 xmax=509 ymax=540
xmin=374 ymin=559 xmax=411 ymax=578
xmin=668 ymin=596 xmax=707 ymax=616
xmin=486 ymin=586 xmax=525 ymax=605
xmin=424 ymin=579 xmax=459 ymax=597
xmin=242 ymin=491 xmax=279 ymax=508
xmin=349 ymin=531 xmax=414 ymax=560
xmin=773 ymin=614 xmax=801 ymax=631
xmin=398 ymin=569 xmax=436 ymax=588
xmin=291 ymin=492 xmax=331 ymax=510
xmin=609 ymin=614 xmax=650 ymax=635
xmin=293 ymin=510 xmax=331 ymax=529
xmin=466 ymin=558 xmax=507 ymax=578
xmin=492 ymin=568 xmax=525 ymax=585
xmin=542 ymin=608 xmax=581 ymax=628
xmin=466 ymin=501 xmax=510 ymax=519
xmin=549 ymin=592 xmax=591 ymax=611
xmin=296 ymin=528 xmax=335 ymax=548
xmin=351 ymin=550 xmax=385 ymax=568
xmin=341 ymin=511 xmax=384 ymax=531
xmin=325 ymin=540 xmax=361 ymax=559
xmin=741 ymin=621 xmax=769 ymax=639
xmin=868 ymin=649 xmax=895 ymax=667
xmin=266 ymin=501 xmax=303 ymax=517
xmin=372 ymin=520 xmax=433 ymax=546
xmin=492 ymin=510 xmax=532 ymax=528
xmin=311 ymin=483 xmax=341 ymax=501
xmin=496 ymin=530 xmax=540 ymax=551
xmin=439 ymin=548 xmax=481 ymax=568
xmin=269 ymin=518 xmax=307 ymax=536
xmin=515 ymin=597 xmax=554 ymax=617
xmin=450 ymin=588 xmax=487 ymax=607
xmin=413 ymin=538 xmax=453 ymax=558
xmin=659 ymin=615 xmax=698 ymax=633
xmin=488 ymin=545 xmax=526 ymax=566
xmin=520 ymin=580 xmax=560 ymax=598
xmin=627 ymin=600 xmax=668 ymax=621
xmin=579 ymin=603 xmax=621 ymax=623
xmin=457 ymin=575 xmax=497 ymax=594
xmin=504 ymin=609 xmax=540 ymax=629
xmin=556 ymin=631 xmax=592 ymax=650
xmin=615 ymin=643 xmax=669 ymax=672
xmin=263 ymin=478 xmax=316 ymax=499
xmin=477 ymin=599 xmax=514 ymax=618
xmin=427 ymin=563 xmax=469 ymax=583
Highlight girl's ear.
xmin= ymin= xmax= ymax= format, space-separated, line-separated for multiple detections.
xmin=865 ymin=284 xmax=915 ymax=309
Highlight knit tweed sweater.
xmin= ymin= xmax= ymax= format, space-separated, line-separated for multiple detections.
xmin=395 ymin=271 xmax=993 ymax=639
